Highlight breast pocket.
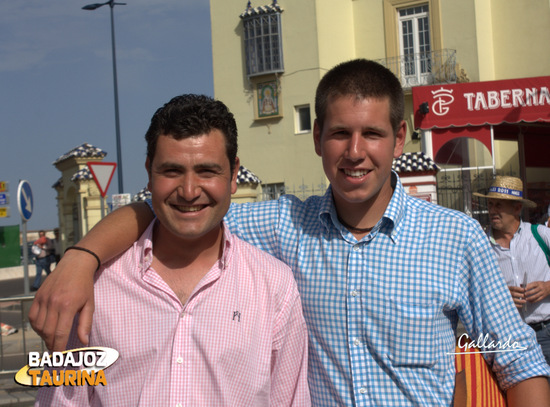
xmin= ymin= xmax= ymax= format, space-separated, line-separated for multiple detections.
xmin=387 ymin=298 xmax=438 ymax=368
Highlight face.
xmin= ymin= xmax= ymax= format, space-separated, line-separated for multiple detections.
xmin=313 ymin=95 xmax=405 ymax=215
xmin=487 ymin=198 xmax=521 ymax=232
xmin=146 ymin=130 xmax=238 ymax=244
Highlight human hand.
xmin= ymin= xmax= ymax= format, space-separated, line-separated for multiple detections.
xmin=508 ymin=286 xmax=527 ymax=310
xmin=525 ymin=281 xmax=550 ymax=304
xmin=28 ymin=250 xmax=96 ymax=351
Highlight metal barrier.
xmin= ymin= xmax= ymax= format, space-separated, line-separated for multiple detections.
xmin=0 ymin=296 xmax=45 ymax=375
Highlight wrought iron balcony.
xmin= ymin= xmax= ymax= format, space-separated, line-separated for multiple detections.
xmin=376 ymin=49 xmax=457 ymax=90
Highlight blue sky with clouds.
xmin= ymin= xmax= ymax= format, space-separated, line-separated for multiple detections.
xmin=0 ymin=0 xmax=213 ymax=231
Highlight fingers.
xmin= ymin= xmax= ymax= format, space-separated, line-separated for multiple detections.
xmin=27 ymin=250 xmax=98 ymax=351
xmin=28 ymin=292 xmax=49 ymax=345
xmin=508 ymin=286 xmax=524 ymax=295
xmin=525 ymin=289 xmax=543 ymax=303
xmin=512 ymin=296 xmax=526 ymax=308
xmin=524 ymin=282 xmax=549 ymax=304
xmin=76 ymin=301 xmax=95 ymax=348
xmin=31 ymin=288 xmax=72 ymax=351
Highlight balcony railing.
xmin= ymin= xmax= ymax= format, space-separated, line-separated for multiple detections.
xmin=376 ymin=49 xmax=457 ymax=90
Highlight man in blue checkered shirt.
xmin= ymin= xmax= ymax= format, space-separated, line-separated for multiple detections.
xmin=31 ymin=60 xmax=550 ymax=406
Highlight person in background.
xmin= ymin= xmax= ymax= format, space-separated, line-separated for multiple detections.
xmin=35 ymin=94 xmax=310 ymax=406
xmin=30 ymin=59 xmax=550 ymax=406
xmin=31 ymin=230 xmax=53 ymax=291
xmin=474 ymin=176 xmax=550 ymax=367
xmin=49 ymin=228 xmax=61 ymax=264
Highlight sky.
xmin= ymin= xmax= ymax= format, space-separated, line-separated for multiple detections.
xmin=0 ymin=0 xmax=214 ymax=232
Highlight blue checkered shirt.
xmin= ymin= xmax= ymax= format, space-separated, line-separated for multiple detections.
xmin=224 ymin=173 xmax=550 ymax=406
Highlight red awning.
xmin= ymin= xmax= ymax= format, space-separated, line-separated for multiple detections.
xmin=432 ymin=126 xmax=492 ymax=159
xmin=413 ymin=76 xmax=550 ymax=129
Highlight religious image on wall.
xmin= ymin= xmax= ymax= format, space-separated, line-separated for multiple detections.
xmin=257 ymin=81 xmax=279 ymax=118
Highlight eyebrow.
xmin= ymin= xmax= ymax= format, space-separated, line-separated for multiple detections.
xmin=156 ymin=162 xmax=224 ymax=172
xmin=328 ymin=124 xmax=387 ymax=134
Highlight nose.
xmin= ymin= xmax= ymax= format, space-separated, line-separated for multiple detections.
xmin=345 ymin=133 xmax=366 ymax=162
xmin=178 ymin=175 xmax=201 ymax=201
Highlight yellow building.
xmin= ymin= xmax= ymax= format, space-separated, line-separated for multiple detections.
xmin=53 ymin=143 xmax=109 ymax=249
xmin=209 ymin=0 xmax=550 ymax=222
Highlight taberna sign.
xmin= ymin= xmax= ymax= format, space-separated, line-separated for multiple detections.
xmin=413 ymin=75 xmax=550 ymax=130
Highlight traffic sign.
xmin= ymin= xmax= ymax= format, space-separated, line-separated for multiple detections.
xmin=0 ymin=181 xmax=8 ymax=193
xmin=0 ymin=207 xmax=9 ymax=218
xmin=0 ymin=193 xmax=8 ymax=205
xmin=87 ymin=162 xmax=117 ymax=198
xmin=17 ymin=180 xmax=33 ymax=221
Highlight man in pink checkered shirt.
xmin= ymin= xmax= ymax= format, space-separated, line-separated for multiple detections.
xmin=35 ymin=94 xmax=310 ymax=406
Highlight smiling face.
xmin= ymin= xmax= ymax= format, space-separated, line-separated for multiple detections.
xmin=314 ymin=95 xmax=405 ymax=217
xmin=146 ymin=130 xmax=238 ymax=245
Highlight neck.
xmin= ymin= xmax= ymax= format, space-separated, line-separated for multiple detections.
xmin=492 ymin=219 xmax=520 ymax=246
xmin=152 ymin=223 xmax=224 ymax=270
xmin=332 ymin=179 xmax=394 ymax=235
xmin=337 ymin=215 xmax=375 ymax=233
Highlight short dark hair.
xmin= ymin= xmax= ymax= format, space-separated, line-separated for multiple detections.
xmin=145 ymin=94 xmax=238 ymax=171
xmin=315 ymin=59 xmax=405 ymax=135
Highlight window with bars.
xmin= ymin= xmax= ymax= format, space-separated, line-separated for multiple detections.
xmin=242 ymin=12 xmax=284 ymax=77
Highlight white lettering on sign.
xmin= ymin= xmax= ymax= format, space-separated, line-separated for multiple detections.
xmin=463 ymin=87 xmax=550 ymax=111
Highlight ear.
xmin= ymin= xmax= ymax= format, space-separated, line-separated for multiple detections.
xmin=313 ymin=119 xmax=322 ymax=157
xmin=231 ymin=157 xmax=240 ymax=195
xmin=393 ymin=120 xmax=407 ymax=158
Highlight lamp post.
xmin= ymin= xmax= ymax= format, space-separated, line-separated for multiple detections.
xmin=83 ymin=1 xmax=126 ymax=194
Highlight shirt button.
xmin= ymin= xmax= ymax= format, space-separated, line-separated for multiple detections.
xmin=353 ymin=245 xmax=360 ymax=252
xmin=351 ymin=290 xmax=358 ymax=297
xmin=353 ymin=338 xmax=361 ymax=346
xmin=176 ymin=357 xmax=183 ymax=364
xmin=176 ymin=404 xmax=183 ymax=407
xmin=359 ymin=387 xmax=367 ymax=394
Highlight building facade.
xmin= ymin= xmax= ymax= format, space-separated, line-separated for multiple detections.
xmin=209 ymin=0 xmax=550 ymax=223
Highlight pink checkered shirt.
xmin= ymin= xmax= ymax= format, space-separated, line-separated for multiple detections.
xmin=36 ymin=222 xmax=310 ymax=406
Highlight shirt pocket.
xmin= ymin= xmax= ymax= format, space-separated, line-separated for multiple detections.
xmin=387 ymin=298 xmax=438 ymax=368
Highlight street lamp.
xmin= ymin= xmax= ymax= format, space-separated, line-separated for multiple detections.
xmin=83 ymin=1 xmax=126 ymax=194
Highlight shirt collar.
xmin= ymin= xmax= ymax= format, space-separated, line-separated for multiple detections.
xmin=318 ymin=171 xmax=406 ymax=242
xmin=138 ymin=219 xmax=233 ymax=275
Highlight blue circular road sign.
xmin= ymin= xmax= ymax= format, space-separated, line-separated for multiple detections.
xmin=17 ymin=180 xmax=33 ymax=221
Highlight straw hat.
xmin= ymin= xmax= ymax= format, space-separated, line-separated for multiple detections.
xmin=473 ymin=176 xmax=536 ymax=208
